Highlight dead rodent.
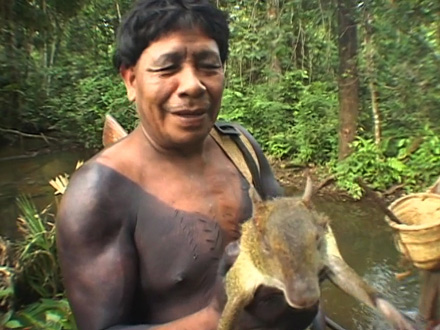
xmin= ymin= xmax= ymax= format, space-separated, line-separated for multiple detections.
xmin=218 ymin=178 xmax=417 ymax=330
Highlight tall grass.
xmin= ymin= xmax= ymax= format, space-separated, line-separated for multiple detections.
xmin=1 ymin=170 xmax=78 ymax=329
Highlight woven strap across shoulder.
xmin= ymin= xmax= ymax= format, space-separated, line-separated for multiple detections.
xmin=210 ymin=123 xmax=262 ymax=200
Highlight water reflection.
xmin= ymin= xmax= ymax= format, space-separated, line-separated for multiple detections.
xmin=0 ymin=145 xmax=421 ymax=328
xmin=0 ymin=141 xmax=94 ymax=238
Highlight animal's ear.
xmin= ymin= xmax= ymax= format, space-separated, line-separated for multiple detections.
xmin=316 ymin=214 xmax=330 ymax=231
xmin=103 ymin=114 xmax=128 ymax=147
xmin=302 ymin=173 xmax=314 ymax=208
xmin=249 ymin=187 xmax=262 ymax=205
xmin=253 ymin=201 xmax=269 ymax=233
xmin=249 ymin=186 xmax=265 ymax=230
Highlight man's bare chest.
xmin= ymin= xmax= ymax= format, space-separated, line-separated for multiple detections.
xmin=144 ymin=163 xmax=249 ymax=230
xmin=132 ymin=181 xmax=252 ymax=311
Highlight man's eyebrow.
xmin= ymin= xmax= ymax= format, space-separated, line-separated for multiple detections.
xmin=149 ymin=51 xmax=184 ymax=67
xmin=194 ymin=50 xmax=221 ymax=62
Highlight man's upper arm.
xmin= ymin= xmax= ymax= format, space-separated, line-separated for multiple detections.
xmin=56 ymin=163 xmax=138 ymax=330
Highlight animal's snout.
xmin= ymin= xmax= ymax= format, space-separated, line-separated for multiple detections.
xmin=285 ymin=280 xmax=320 ymax=309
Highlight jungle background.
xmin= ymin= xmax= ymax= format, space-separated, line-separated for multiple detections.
xmin=0 ymin=0 xmax=439 ymax=328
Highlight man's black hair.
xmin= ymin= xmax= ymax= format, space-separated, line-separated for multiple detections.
xmin=113 ymin=0 xmax=229 ymax=71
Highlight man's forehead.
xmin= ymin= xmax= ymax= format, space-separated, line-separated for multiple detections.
xmin=143 ymin=30 xmax=220 ymax=59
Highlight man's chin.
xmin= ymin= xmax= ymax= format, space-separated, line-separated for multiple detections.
xmin=166 ymin=124 xmax=212 ymax=147
xmin=173 ymin=115 xmax=213 ymax=134
xmin=172 ymin=113 xmax=211 ymax=130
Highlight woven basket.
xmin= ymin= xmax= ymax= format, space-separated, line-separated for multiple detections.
xmin=385 ymin=193 xmax=440 ymax=270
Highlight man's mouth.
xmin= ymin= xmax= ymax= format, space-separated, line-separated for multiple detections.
xmin=166 ymin=108 xmax=209 ymax=128
xmin=171 ymin=109 xmax=206 ymax=117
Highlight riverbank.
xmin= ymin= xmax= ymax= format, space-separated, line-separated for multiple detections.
xmin=271 ymin=158 xmax=424 ymax=204
xmin=270 ymin=159 xmax=351 ymax=199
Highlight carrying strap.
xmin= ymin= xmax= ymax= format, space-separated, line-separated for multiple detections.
xmin=210 ymin=122 xmax=265 ymax=200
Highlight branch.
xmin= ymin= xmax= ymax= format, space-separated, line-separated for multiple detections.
xmin=428 ymin=176 xmax=440 ymax=194
xmin=357 ymin=178 xmax=403 ymax=224
xmin=383 ymin=183 xmax=405 ymax=196
xmin=315 ymin=175 xmax=336 ymax=193
xmin=0 ymin=128 xmax=57 ymax=145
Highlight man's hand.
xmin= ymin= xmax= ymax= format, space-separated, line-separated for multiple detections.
xmin=208 ymin=241 xmax=241 ymax=315
xmin=239 ymin=286 xmax=318 ymax=330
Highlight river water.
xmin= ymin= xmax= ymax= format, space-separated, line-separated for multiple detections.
xmin=0 ymin=140 xmax=421 ymax=329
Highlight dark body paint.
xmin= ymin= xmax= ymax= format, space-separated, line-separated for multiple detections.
xmin=58 ymin=160 xmax=317 ymax=329
xmin=132 ymin=168 xmax=252 ymax=323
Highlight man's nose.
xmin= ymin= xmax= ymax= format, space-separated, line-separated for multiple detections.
xmin=177 ymin=66 xmax=206 ymax=98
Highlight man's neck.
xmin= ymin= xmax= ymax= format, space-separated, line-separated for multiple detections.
xmin=136 ymin=126 xmax=212 ymax=163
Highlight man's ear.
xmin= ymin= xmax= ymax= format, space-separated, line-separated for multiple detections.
xmin=120 ymin=66 xmax=136 ymax=102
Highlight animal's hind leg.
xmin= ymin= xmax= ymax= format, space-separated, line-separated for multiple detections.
xmin=217 ymin=295 xmax=249 ymax=330
xmin=326 ymin=255 xmax=416 ymax=329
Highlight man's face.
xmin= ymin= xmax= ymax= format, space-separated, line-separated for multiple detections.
xmin=121 ymin=28 xmax=225 ymax=149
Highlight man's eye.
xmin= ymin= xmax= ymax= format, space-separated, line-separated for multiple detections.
xmin=200 ymin=63 xmax=221 ymax=70
xmin=148 ymin=65 xmax=178 ymax=73
xmin=158 ymin=65 xmax=178 ymax=72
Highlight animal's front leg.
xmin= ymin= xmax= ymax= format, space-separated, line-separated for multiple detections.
xmin=217 ymin=256 xmax=257 ymax=330
xmin=217 ymin=294 xmax=252 ymax=330
xmin=325 ymin=254 xmax=416 ymax=330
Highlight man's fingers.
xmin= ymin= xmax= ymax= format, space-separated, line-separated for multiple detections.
xmin=218 ymin=241 xmax=240 ymax=276
xmin=225 ymin=241 xmax=240 ymax=259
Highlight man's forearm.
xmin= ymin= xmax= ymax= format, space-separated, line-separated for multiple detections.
xmin=105 ymin=307 xmax=219 ymax=330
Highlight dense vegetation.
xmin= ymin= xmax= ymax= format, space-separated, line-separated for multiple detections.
xmin=0 ymin=0 xmax=439 ymax=327
xmin=1 ymin=0 xmax=439 ymax=195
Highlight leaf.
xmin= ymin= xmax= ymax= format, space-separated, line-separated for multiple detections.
xmin=4 ymin=320 xmax=24 ymax=328
xmin=45 ymin=311 xmax=62 ymax=323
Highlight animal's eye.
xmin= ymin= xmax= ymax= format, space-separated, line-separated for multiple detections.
xmin=316 ymin=234 xmax=323 ymax=249
xmin=261 ymin=236 xmax=271 ymax=254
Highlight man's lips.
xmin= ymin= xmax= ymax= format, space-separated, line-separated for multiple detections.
xmin=168 ymin=109 xmax=207 ymax=116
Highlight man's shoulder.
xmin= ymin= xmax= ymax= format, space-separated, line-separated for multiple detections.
xmin=67 ymin=158 xmax=120 ymax=195
xmin=57 ymin=157 xmax=139 ymax=228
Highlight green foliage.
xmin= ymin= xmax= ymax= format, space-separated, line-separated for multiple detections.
xmin=5 ymin=298 xmax=76 ymax=330
xmin=406 ymin=127 xmax=440 ymax=188
xmin=47 ymin=65 xmax=136 ymax=149
xmin=332 ymin=128 xmax=440 ymax=199
xmin=290 ymin=81 xmax=339 ymax=164
xmin=14 ymin=196 xmax=62 ymax=299
xmin=1 ymin=0 xmax=439 ymax=195
xmin=220 ymin=72 xmax=299 ymax=158
xmin=0 ymin=196 xmax=76 ymax=329
xmin=331 ymin=137 xmax=408 ymax=199
xmin=0 ymin=250 xmax=15 ymax=325
xmin=357 ymin=0 xmax=440 ymax=138
xmin=221 ymin=72 xmax=338 ymax=163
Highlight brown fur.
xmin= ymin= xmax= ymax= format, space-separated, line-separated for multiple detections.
xmin=218 ymin=182 xmax=417 ymax=330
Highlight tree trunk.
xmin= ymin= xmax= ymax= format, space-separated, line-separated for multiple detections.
xmin=437 ymin=9 xmax=440 ymax=48
xmin=115 ymin=0 xmax=122 ymax=23
xmin=268 ymin=0 xmax=282 ymax=82
xmin=1 ymin=0 xmax=21 ymax=128
xmin=364 ymin=8 xmax=381 ymax=145
xmin=337 ymin=0 xmax=359 ymax=160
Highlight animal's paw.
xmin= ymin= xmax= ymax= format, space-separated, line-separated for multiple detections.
xmin=218 ymin=241 xmax=240 ymax=277
xmin=377 ymin=298 xmax=417 ymax=330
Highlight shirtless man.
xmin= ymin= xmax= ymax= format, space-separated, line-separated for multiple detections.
xmin=56 ymin=1 xmax=319 ymax=329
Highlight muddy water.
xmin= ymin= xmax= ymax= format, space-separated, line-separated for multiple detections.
xmin=315 ymin=195 xmax=419 ymax=329
xmin=0 ymin=142 xmax=420 ymax=329
xmin=0 ymin=140 xmax=94 ymax=238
